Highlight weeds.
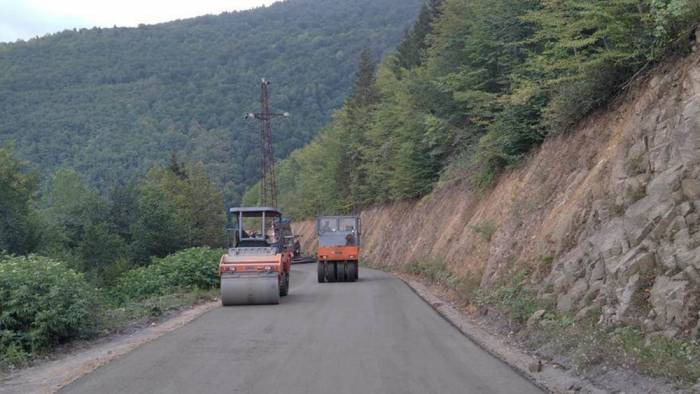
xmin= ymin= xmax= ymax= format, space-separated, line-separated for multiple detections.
xmin=469 ymin=221 xmax=497 ymax=242
xmin=404 ymin=259 xmax=481 ymax=301
xmin=475 ymin=269 xmax=540 ymax=323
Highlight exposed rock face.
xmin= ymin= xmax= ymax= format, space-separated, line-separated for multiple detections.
xmin=294 ymin=50 xmax=700 ymax=337
xmin=540 ymin=52 xmax=700 ymax=335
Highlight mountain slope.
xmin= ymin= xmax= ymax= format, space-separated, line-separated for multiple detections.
xmin=0 ymin=0 xmax=422 ymax=202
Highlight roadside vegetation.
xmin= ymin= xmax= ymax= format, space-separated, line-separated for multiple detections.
xmin=0 ymin=248 xmax=222 ymax=369
xmin=0 ymin=145 xmax=225 ymax=369
xmin=262 ymin=0 xmax=700 ymax=217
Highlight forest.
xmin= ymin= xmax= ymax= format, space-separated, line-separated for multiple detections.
xmin=253 ymin=0 xmax=700 ymax=218
xmin=0 ymin=0 xmax=422 ymax=204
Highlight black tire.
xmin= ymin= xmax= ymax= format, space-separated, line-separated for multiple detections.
xmin=317 ymin=262 xmax=325 ymax=283
xmin=336 ymin=262 xmax=346 ymax=282
xmin=280 ymin=272 xmax=290 ymax=296
xmin=348 ymin=262 xmax=358 ymax=282
xmin=325 ymin=261 xmax=337 ymax=282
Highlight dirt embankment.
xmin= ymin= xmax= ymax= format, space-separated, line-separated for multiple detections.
xmin=295 ymin=46 xmax=700 ymax=339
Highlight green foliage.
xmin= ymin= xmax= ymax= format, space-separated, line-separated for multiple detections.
xmin=394 ymin=0 xmax=443 ymax=71
xmin=269 ymin=0 xmax=698 ymax=215
xmin=0 ymin=145 xmax=40 ymax=254
xmin=34 ymin=159 xmax=224 ymax=279
xmin=0 ymin=255 xmax=100 ymax=366
xmin=0 ymin=0 xmax=423 ymax=205
xmin=529 ymin=311 xmax=700 ymax=384
xmin=469 ymin=221 xmax=497 ymax=242
xmin=404 ymin=259 xmax=481 ymax=300
xmin=476 ymin=269 xmax=539 ymax=323
xmin=110 ymin=248 xmax=222 ymax=303
xmin=0 ymin=248 xmax=222 ymax=367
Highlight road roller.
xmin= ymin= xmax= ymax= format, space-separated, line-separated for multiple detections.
xmin=316 ymin=216 xmax=360 ymax=283
xmin=219 ymin=207 xmax=293 ymax=305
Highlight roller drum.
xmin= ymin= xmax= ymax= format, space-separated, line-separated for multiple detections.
xmin=221 ymin=273 xmax=280 ymax=305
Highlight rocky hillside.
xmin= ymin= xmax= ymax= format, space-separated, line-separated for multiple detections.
xmin=296 ymin=39 xmax=700 ymax=339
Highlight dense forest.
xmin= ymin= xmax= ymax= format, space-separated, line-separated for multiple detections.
xmin=254 ymin=0 xmax=700 ymax=218
xmin=0 ymin=145 xmax=223 ymax=281
xmin=0 ymin=0 xmax=423 ymax=204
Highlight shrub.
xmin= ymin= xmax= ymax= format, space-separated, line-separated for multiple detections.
xmin=469 ymin=221 xmax=497 ymax=242
xmin=476 ymin=269 xmax=539 ymax=323
xmin=0 ymin=255 xmax=100 ymax=365
xmin=110 ymin=248 xmax=222 ymax=303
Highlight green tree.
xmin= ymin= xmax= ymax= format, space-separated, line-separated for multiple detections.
xmin=40 ymin=169 xmax=127 ymax=275
xmin=395 ymin=0 xmax=443 ymax=71
xmin=0 ymin=146 xmax=39 ymax=254
xmin=334 ymin=50 xmax=381 ymax=210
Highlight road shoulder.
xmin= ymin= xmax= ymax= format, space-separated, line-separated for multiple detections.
xmin=398 ymin=275 xmax=607 ymax=394
xmin=0 ymin=301 xmax=219 ymax=394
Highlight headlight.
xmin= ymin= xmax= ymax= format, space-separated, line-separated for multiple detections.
xmin=264 ymin=266 xmax=272 ymax=272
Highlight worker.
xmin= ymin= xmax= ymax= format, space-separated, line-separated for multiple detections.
xmin=321 ymin=221 xmax=332 ymax=233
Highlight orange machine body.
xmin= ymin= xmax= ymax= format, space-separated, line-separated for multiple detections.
xmin=219 ymin=251 xmax=292 ymax=279
xmin=317 ymin=245 xmax=359 ymax=262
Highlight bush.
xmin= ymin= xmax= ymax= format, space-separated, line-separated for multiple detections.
xmin=476 ymin=269 xmax=539 ymax=323
xmin=110 ymin=248 xmax=222 ymax=303
xmin=0 ymin=255 xmax=100 ymax=365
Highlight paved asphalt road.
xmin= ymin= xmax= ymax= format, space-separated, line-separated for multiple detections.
xmin=62 ymin=264 xmax=543 ymax=394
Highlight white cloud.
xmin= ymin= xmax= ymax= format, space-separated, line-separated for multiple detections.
xmin=0 ymin=0 xmax=278 ymax=43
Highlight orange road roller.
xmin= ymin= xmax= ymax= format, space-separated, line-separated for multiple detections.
xmin=316 ymin=216 xmax=360 ymax=283
xmin=219 ymin=207 xmax=293 ymax=305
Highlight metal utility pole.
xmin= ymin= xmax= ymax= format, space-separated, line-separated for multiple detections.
xmin=245 ymin=79 xmax=288 ymax=208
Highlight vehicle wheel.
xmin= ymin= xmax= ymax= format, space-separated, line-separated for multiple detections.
xmin=348 ymin=262 xmax=358 ymax=282
xmin=280 ymin=272 xmax=289 ymax=296
xmin=336 ymin=262 xmax=346 ymax=282
xmin=325 ymin=262 xmax=336 ymax=282
xmin=317 ymin=262 xmax=325 ymax=283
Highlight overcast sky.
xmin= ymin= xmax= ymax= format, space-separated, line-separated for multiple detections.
xmin=0 ymin=0 xmax=278 ymax=43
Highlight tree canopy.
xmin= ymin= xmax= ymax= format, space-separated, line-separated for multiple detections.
xmin=264 ymin=0 xmax=699 ymax=218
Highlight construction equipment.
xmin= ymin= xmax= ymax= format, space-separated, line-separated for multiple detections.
xmin=316 ymin=216 xmax=360 ymax=283
xmin=219 ymin=207 xmax=293 ymax=305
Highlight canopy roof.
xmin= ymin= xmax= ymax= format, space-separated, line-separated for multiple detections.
xmin=229 ymin=207 xmax=282 ymax=218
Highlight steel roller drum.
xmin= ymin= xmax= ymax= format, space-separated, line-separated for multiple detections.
xmin=221 ymin=273 xmax=280 ymax=305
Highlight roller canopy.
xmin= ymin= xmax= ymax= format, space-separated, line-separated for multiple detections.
xmin=229 ymin=207 xmax=282 ymax=218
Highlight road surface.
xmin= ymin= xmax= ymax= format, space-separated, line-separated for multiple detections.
xmin=61 ymin=264 xmax=543 ymax=394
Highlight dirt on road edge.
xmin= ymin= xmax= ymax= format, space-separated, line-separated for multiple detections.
xmin=397 ymin=275 xmax=607 ymax=394
xmin=0 ymin=301 xmax=220 ymax=394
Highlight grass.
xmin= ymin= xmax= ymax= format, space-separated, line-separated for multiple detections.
xmin=528 ymin=312 xmax=700 ymax=384
xmin=475 ymin=268 xmax=541 ymax=324
xmin=100 ymin=288 xmax=218 ymax=334
xmin=469 ymin=221 xmax=497 ymax=242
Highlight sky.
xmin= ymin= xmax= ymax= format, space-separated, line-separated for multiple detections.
xmin=0 ymin=0 xmax=278 ymax=43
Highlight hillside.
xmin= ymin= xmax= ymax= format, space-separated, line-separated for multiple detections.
xmin=265 ymin=0 xmax=699 ymax=218
xmin=0 ymin=0 xmax=422 ymax=203
xmin=294 ymin=45 xmax=700 ymax=390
